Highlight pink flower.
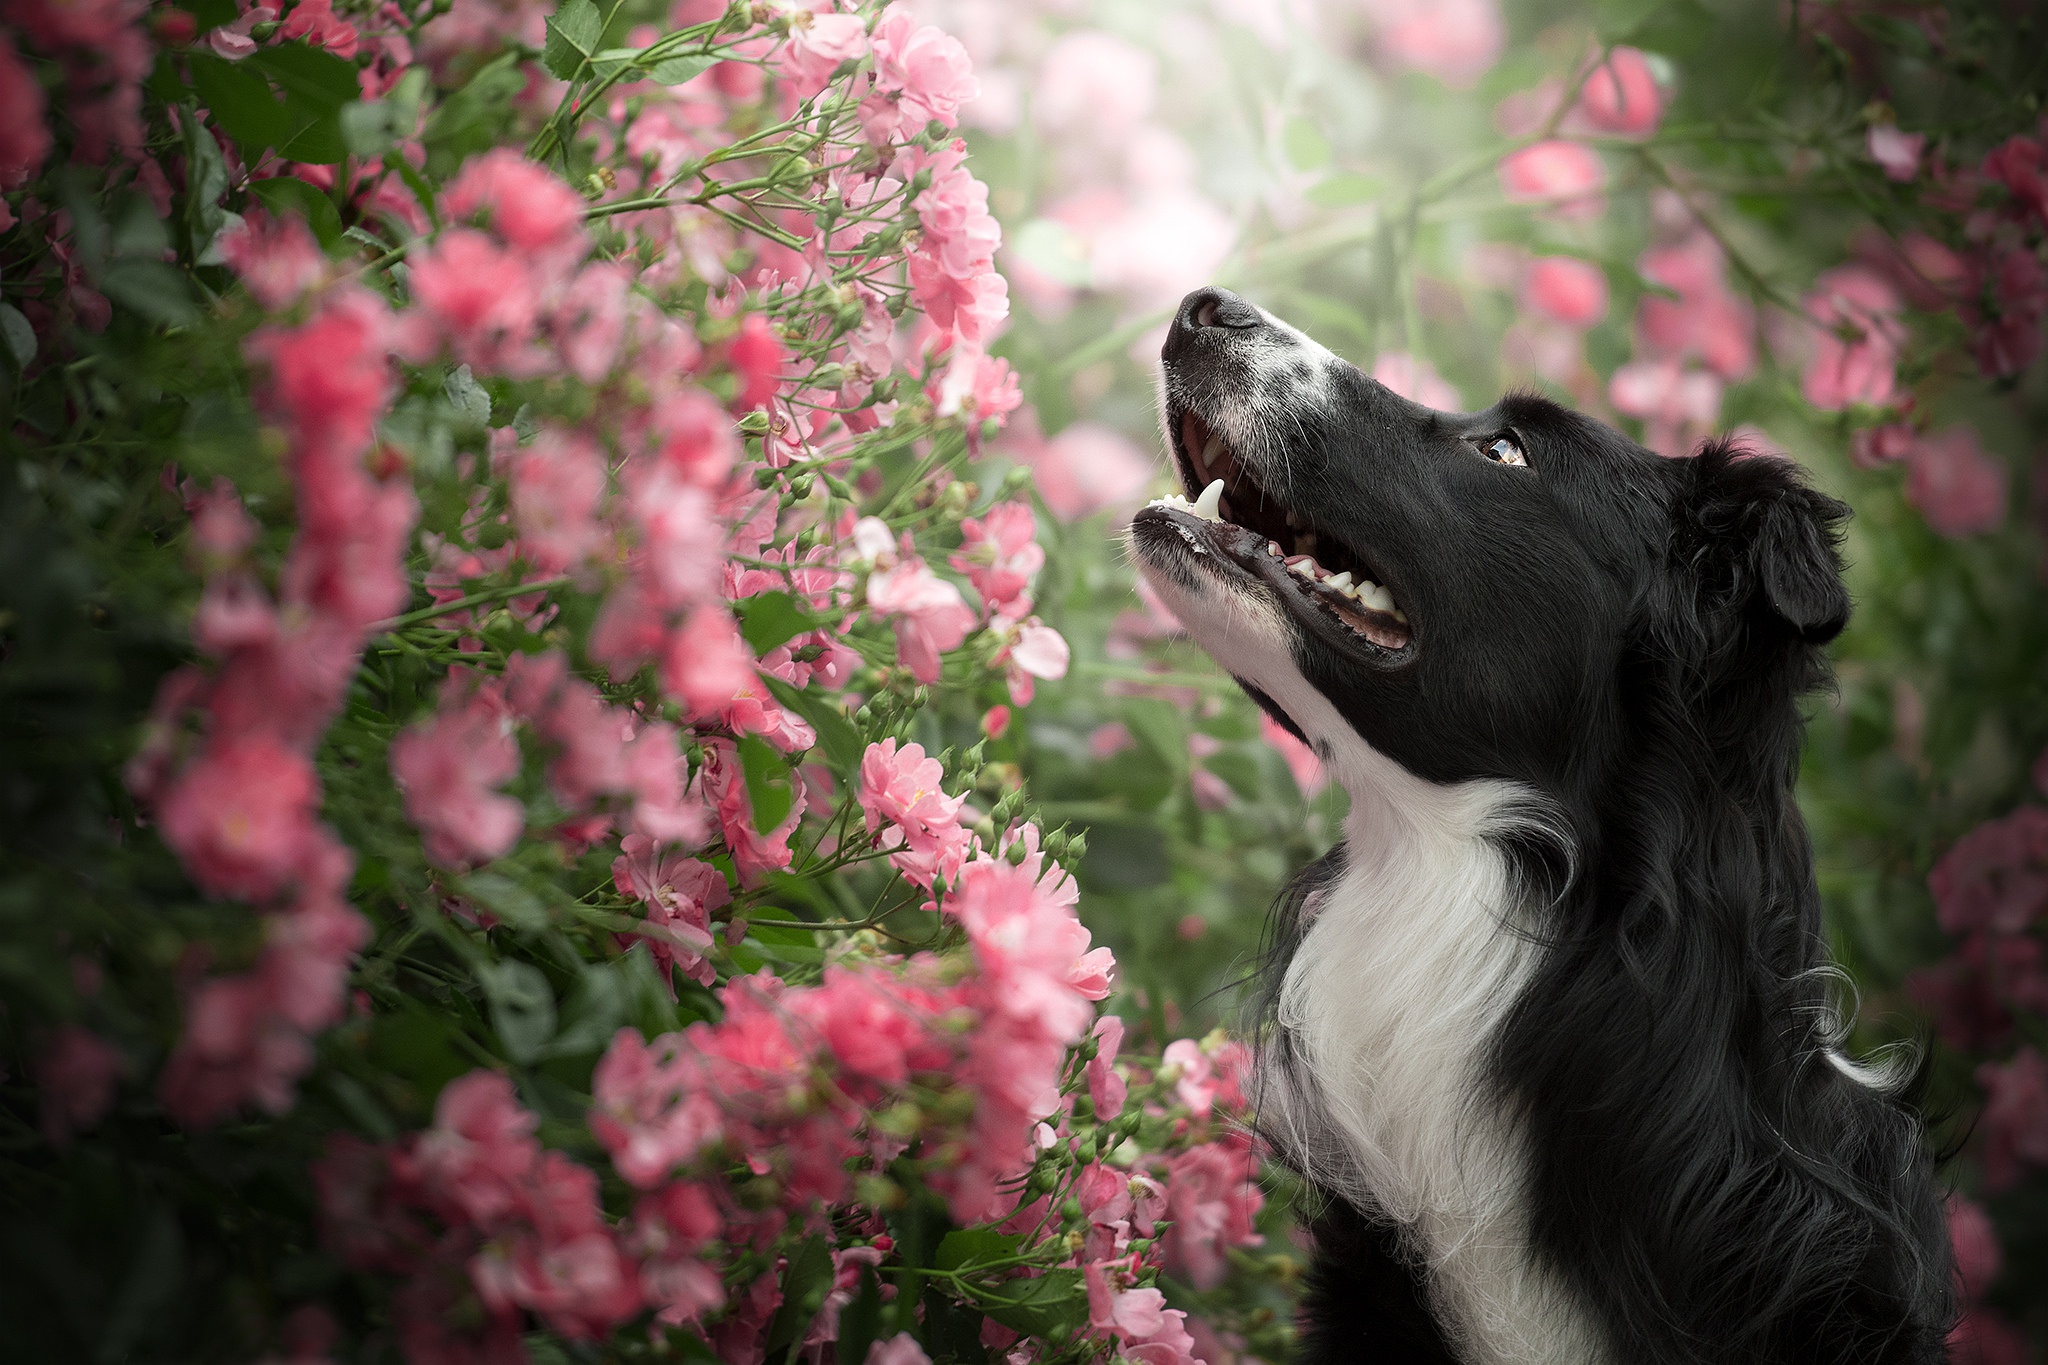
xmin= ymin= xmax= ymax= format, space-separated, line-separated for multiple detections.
xmin=1608 ymin=356 xmax=1722 ymax=457
xmin=859 ymin=739 xmax=972 ymax=889
xmin=1928 ymin=806 xmax=2048 ymax=935
xmin=999 ymin=619 xmax=1070 ymax=706
xmin=951 ymin=501 xmax=1044 ymax=623
xmin=390 ymin=677 xmax=525 ymax=867
xmin=444 ymin=148 xmax=589 ymax=254
xmin=1867 ymin=123 xmax=1925 ymax=182
xmin=792 ymin=965 xmax=942 ymax=1088
xmin=726 ymin=313 xmax=787 ymax=412
xmin=1019 ymin=420 xmax=1154 ymax=522
xmin=508 ymin=427 xmax=608 ymax=573
xmin=1361 ymin=0 xmax=1503 ymax=88
xmin=866 ymin=1335 xmax=931 ymax=1365
xmin=871 ymin=5 xmax=978 ymax=129
xmin=612 ymin=835 xmax=729 ymax=990
xmin=0 ymin=34 xmax=51 ymax=189
xmin=1904 ymin=425 xmax=2007 ymax=538
xmin=157 ymin=736 xmax=320 ymax=901
xmin=591 ymin=1029 xmax=722 ymax=1187
xmin=1087 ymin=1014 xmax=1127 ymax=1120
xmin=1948 ymin=1194 xmax=2002 ymax=1301
xmin=403 ymin=229 xmax=544 ymax=374
xmin=1086 ymin=1261 xmax=1168 ymax=1338
xmin=1371 ymin=352 xmax=1462 ymax=409
xmin=1032 ymin=30 xmax=1153 ymax=143
xmin=662 ymin=606 xmax=754 ymax=720
xmin=701 ymin=737 xmax=806 ymax=885
xmin=219 ymin=211 xmax=326 ymax=311
xmin=1162 ymin=1141 xmax=1265 ymax=1289
xmin=1801 ymin=265 xmax=1903 ymax=411
xmin=1573 ymin=47 xmax=1662 ymax=137
xmin=1635 ymin=233 xmax=1756 ymax=381
xmin=776 ymin=9 xmax=867 ymax=98
xmin=36 ymin=1025 xmax=127 ymax=1145
xmin=412 ymin=1070 xmax=541 ymax=1228
xmin=1162 ymin=1038 xmax=1221 ymax=1117
xmin=1497 ymin=141 xmax=1606 ymax=219
xmin=277 ymin=0 xmax=357 ymax=56
xmin=1522 ymin=256 xmax=1608 ymax=328
xmin=1976 ymin=1047 xmax=2048 ymax=1189
xmin=866 ymin=557 xmax=974 ymax=682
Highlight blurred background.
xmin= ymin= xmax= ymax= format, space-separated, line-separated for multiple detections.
xmin=895 ymin=0 xmax=2048 ymax=1347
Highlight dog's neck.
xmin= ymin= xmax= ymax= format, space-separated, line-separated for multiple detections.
xmin=1262 ymin=738 xmax=1612 ymax=1365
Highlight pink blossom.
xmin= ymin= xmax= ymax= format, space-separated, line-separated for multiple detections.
xmin=859 ymin=738 xmax=972 ymax=889
xmin=776 ymin=9 xmax=867 ymax=98
xmin=662 ymin=605 xmax=754 ymax=720
xmin=951 ymin=501 xmax=1044 ymax=623
xmin=157 ymin=737 xmax=320 ymax=901
xmin=1087 ymin=1014 xmax=1127 ymax=1120
xmin=403 ymin=229 xmax=544 ymax=374
xmin=1162 ymin=1141 xmax=1265 ymax=1289
xmin=1802 ymin=265 xmax=1904 ymax=411
xmin=413 ymin=1070 xmax=541 ymax=1228
xmin=1522 ymin=256 xmax=1608 ymax=328
xmin=1976 ymin=1047 xmax=2048 ymax=1189
xmin=613 ymin=835 xmax=729 ymax=990
xmin=620 ymin=720 xmax=709 ymax=846
xmin=1497 ymin=141 xmax=1606 ymax=219
xmin=508 ymin=427 xmax=608 ymax=573
xmin=1086 ymin=1261 xmax=1168 ymax=1338
xmin=1608 ymin=356 xmax=1722 ymax=457
xmin=1949 ymin=1309 xmax=2032 ymax=1365
xmin=1371 ymin=352 xmax=1463 ymax=409
xmin=219 ymin=211 xmax=326 ymax=311
xmin=866 ymin=556 xmax=975 ymax=682
xmin=443 ymin=148 xmax=588 ymax=254
xmin=1904 ymin=425 xmax=2007 ymax=538
xmin=0 ymin=34 xmax=51 ymax=188
xmin=1948 ymin=1194 xmax=2003 ymax=1301
xmin=1001 ymin=620 xmax=1070 ymax=706
xmin=1929 ymin=806 xmax=2048 ymax=935
xmin=591 ymin=1029 xmax=722 ymax=1187
xmin=646 ymin=386 xmax=740 ymax=489
xmin=1361 ymin=0 xmax=1503 ymax=88
xmin=1982 ymin=133 xmax=2048 ymax=226
xmin=277 ymin=0 xmax=357 ymax=56
xmin=1867 ymin=124 xmax=1924 ymax=182
xmin=1635 ymin=233 xmax=1755 ymax=380
xmin=390 ymin=677 xmax=525 ymax=867
xmin=1162 ymin=1037 xmax=1222 ymax=1117
xmin=931 ymin=343 xmax=1023 ymax=428
xmin=1908 ymin=932 xmax=2048 ymax=1053
xmin=555 ymin=260 xmax=630 ymax=382
xmin=701 ymin=737 xmax=806 ymax=884
xmin=1021 ymin=420 xmax=1154 ymax=522
xmin=36 ymin=1025 xmax=126 ymax=1145
xmin=1032 ymin=30 xmax=1154 ymax=143
xmin=792 ymin=965 xmax=944 ymax=1088
xmin=870 ymin=6 xmax=977 ymax=130
xmin=159 ymin=974 xmax=313 ymax=1124
xmin=866 ymin=1335 xmax=931 ymax=1365
xmin=1573 ymin=47 xmax=1662 ymax=137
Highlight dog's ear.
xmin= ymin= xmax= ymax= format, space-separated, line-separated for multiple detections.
xmin=1678 ymin=441 xmax=1851 ymax=644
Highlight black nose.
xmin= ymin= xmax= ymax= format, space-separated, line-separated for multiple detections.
xmin=1176 ymin=286 xmax=1262 ymax=333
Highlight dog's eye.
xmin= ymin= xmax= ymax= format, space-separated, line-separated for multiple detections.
xmin=1478 ymin=436 xmax=1527 ymax=468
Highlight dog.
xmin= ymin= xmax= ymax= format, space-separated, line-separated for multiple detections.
xmin=1126 ymin=287 xmax=1954 ymax=1365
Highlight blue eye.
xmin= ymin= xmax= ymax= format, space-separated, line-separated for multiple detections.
xmin=1480 ymin=435 xmax=1527 ymax=467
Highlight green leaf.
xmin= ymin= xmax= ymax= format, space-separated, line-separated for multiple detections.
xmin=443 ymin=364 xmax=495 ymax=427
xmin=1282 ymin=115 xmax=1331 ymax=171
xmin=934 ymin=1228 xmax=1020 ymax=1274
xmin=247 ymin=41 xmax=361 ymax=112
xmin=0 ymin=305 xmax=35 ymax=369
xmin=175 ymin=0 xmax=239 ymax=30
xmin=735 ymin=590 xmax=815 ymax=655
xmin=973 ymin=1268 xmax=1086 ymax=1341
xmin=188 ymin=52 xmax=292 ymax=150
xmin=458 ymin=870 xmax=552 ymax=931
xmin=477 ymin=960 xmax=557 ymax=1063
xmin=279 ymin=112 xmax=348 ymax=166
xmin=648 ymin=53 xmax=716 ymax=85
xmin=338 ymin=99 xmax=395 ymax=157
xmin=762 ymin=675 xmax=862 ymax=774
xmin=543 ymin=0 xmax=604 ymax=81
xmin=98 ymin=259 xmax=199 ymax=326
xmin=542 ymin=963 xmax=628 ymax=1059
xmin=736 ymin=733 xmax=795 ymax=835
xmin=763 ymin=1235 xmax=835 ymax=1360
xmin=247 ymin=176 xmax=345 ymax=250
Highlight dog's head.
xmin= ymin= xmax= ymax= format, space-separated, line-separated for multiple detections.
xmin=1129 ymin=286 xmax=1850 ymax=818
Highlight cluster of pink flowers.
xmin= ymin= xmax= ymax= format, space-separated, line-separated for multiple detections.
xmin=125 ymin=256 xmax=415 ymax=1124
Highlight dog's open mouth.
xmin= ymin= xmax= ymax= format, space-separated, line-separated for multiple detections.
xmin=1139 ymin=410 xmax=1413 ymax=653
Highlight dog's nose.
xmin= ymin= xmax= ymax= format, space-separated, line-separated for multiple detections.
xmin=1176 ymin=286 xmax=1262 ymax=333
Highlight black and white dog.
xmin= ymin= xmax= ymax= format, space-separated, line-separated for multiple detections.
xmin=1128 ymin=288 xmax=1954 ymax=1365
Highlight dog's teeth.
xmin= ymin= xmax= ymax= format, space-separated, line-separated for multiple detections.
xmin=1266 ymin=540 xmax=1284 ymax=558
xmin=1358 ymin=581 xmax=1394 ymax=613
xmin=1390 ymin=608 xmax=1407 ymax=623
xmin=1191 ymin=478 xmax=1226 ymax=521
xmin=1288 ymin=558 xmax=1317 ymax=579
xmin=1201 ymin=433 xmax=1225 ymax=465
xmin=1324 ymin=571 xmax=1353 ymax=592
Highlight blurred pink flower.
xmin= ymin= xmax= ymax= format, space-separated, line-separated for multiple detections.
xmin=1801 ymin=264 xmax=1904 ymax=411
xmin=1087 ymin=1014 xmax=1127 ymax=1119
xmin=951 ymin=500 xmax=1044 ymax=623
xmin=1573 ymin=47 xmax=1662 ymax=138
xmin=776 ymin=9 xmax=868 ymax=98
xmin=1522 ymin=256 xmax=1608 ymax=328
xmin=36 ymin=1025 xmax=126 ymax=1145
xmin=612 ymin=835 xmax=728 ymax=991
xmin=444 ymin=148 xmax=588 ymax=254
xmin=1026 ymin=421 xmax=1155 ymax=522
xmin=866 ymin=556 xmax=975 ymax=682
xmin=158 ymin=737 xmax=320 ymax=901
xmin=1034 ymin=30 xmax=1156 ymax=143
xmin=1904 ymin=426 xmax=2007 ymax=538
xmin=1976 ymin=1047 xmax=2048 ymax=1189
xmin=507 ymin=427 xmax=608 ymax=573
xmin=1000 ymin=620 xmax=1070 ymax=706
xmin=866 ymin=1334 xmax=931 ymax=1365
xmin=1362 ymin=0 xmax=1503 ymax=88
xmin=1867 ymin=123 xmax=1925 ymax=182
xmin=1608 ymin=356 xmax=1721 ymax=457
xmin=1948 ymin=1194 xmax=2002 ymax=1302
xmin=1498 ymin=141 xmax=1606 ymax=219
xmin=1928 ymin=806 xmax=2048 ymax=936
xmin=1162 ymin=1142 xmax=1265 ymax=1289
xmin=859 ymin=738 xmax=972 ymax=889
xmin=1371 ymin=352 xmax=1462 ymax=409
xmin=219 ymin=211 xmax=326 ymax=311
xmin=1635 ymin=233 xmax=1756 ymax=380
xmin=390 ymin=677 xmax=525 ymax=867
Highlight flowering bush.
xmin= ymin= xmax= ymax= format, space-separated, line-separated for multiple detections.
xmin=6 ymin=0 xmax=2048 ymax=1360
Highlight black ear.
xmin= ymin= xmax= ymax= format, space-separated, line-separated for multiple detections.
xmin=1683 ymin=441 xmax=1852 ymax=644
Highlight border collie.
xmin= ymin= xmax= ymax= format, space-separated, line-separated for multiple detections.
xmin=1127 ymin=288 xmax=1954 ymax=1365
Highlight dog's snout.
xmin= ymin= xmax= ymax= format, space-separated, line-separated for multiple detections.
xmin=1165 ymin=287 xmax=1263 ymax=364
xmin=1177 ymin=286 xmax=1262 ymax=333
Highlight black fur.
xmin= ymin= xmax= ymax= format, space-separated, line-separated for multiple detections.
xmin=1135 ymin=289 xmax=1954 ymax=1364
